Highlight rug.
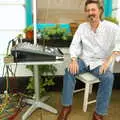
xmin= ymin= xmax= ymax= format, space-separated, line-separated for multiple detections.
xmin=0 ymin=93 xmax=26 ymax=120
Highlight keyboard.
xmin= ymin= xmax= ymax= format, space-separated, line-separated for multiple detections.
xmin=11 ymin=42 xmax=64 ymax=62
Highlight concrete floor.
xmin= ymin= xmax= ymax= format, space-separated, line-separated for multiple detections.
xmin=15 ymin=89 xmax=120 ymax=120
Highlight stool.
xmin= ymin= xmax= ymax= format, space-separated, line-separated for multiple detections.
xmin=74 ymin=72 xmax=100 ymax=112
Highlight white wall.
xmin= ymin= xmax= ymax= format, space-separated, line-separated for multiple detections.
xmin=0 ymin=0 xmax=32 ymax=76
xmin=112 ymin=0 xmax=120 ymax=24
xmin=116 ymin=1 xmax=120 ymax=24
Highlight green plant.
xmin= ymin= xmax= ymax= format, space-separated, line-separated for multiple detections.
xmin=23 ymin=25 xmax=33 ymax=33
xmin=16 ymin=33 xmax=23 ymax=39
xmin=23 ymin=25 xmax=34 ymax=40
xmin=104 ymin=17 xmax=119 ymax=24
xmin=40 ymin=24 xmax=73 ymax=41
xmin=26 ymin=65 xmax=57 ymax=97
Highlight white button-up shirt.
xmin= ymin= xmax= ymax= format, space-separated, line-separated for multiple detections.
xmin=69 ymin=20 xmax=120 ymax=69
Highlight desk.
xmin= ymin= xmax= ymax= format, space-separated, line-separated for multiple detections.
xmin=6 ymin=61 xmax=63 ymax=120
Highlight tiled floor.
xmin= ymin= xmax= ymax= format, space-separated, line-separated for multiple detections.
xmin=16 ymin=89 xmax=120 ymax=120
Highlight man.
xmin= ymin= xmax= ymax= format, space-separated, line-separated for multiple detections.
xmin=57 ymin=0 xmax=120 ymax=120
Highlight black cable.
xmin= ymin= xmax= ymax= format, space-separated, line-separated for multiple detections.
xmin=7 ymin=65 xmax=15 ymax=77
xmin=6 ymin=39 xmax=14 ymax=56
xmin=0 ymin=39 xmax=19 ymax=114
xmin=2 ymin=64 xmax=6 ymax=78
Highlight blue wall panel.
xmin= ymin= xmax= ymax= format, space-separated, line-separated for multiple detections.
xmin=104 ymin=0 xmax=112 ymax=17
xmin=26 ymin=0 xmax=32 ymax=27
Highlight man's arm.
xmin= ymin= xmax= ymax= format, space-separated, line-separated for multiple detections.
xmin=68 ymin=25 xmax=82 ymax=74
xmin=99 ymin=51 xmax=120 ymax=74
xmin=69 ymin=25 xmax=82 ymax=59
xmin=100 ymin=25 xmax=120 ymax=74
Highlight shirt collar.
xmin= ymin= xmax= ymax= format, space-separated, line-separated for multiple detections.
xmin=88 ymin=21 xmax=102 ymax=33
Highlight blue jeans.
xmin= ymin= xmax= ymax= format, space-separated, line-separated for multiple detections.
xmin=61 ymin=59 xmax=114 ymax=115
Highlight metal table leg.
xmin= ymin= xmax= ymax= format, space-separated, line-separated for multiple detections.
xmin=22 ymin=65 xmax=57 ymax=120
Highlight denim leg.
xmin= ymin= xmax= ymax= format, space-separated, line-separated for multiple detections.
xmin=91 ymin=67 xmax=114 ymax=115
xmin=62 ymin=59 xmax=88 ymax=106
xmin=62 ymin=69 xmax=76 ymax=106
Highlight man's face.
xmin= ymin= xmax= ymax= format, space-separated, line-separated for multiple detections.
xmin=85 ymin=3 xmax=100 ymax=23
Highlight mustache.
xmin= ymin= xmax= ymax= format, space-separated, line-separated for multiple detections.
xmin=87 ymin=15 xmax=96 ymax=21
xmin=88 ymin=14 xmax=96 ymax=18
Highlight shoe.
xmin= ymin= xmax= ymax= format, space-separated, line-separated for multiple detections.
xmin=92 ymin=112 xmax=104 ymax=120
xmin=56 ymin=106 xmax=72 ymax=120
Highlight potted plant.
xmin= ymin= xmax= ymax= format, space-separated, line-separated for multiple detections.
xmin=23 ymin=25 xmax=34 ymax=40
xmin=26 ymin=65 xmax=57 ymax=97
xmin=69 ymin=22 xmax=79 ymax=35
xmin=38 ymin=24 xmax=73 ymax=47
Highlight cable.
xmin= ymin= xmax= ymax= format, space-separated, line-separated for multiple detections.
xmin=6 ymin=39 xmax=14 ymax=56
xmin=0 ymin=39 xmax=18 ymax=114
xmin=0 ymin=93 xmax=26 ymax=120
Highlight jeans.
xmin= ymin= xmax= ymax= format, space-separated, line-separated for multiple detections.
xmin=61 ymin=59 xmax=114 ymax=115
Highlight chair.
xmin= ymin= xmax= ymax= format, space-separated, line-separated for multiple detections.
xmin=74 ymin=72 xmax=100 ymax=112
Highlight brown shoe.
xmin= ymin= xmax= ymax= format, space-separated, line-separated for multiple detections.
xmin=57 ymin=106 xmax=72 ymax=120
xmin=92 ymin=112 xmax=104 ymax=120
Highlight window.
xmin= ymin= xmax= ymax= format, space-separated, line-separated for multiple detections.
xmin=0 ymin=0 xmax=25 ymax=54
xmin=0 ymin=0 xmax=24 ymax=4
xmin=0 ymin=0 xmax=25 ymax=76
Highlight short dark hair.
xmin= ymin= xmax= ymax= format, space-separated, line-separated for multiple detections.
xmin=84 ymin=0 xmax=104 ymax=19
xmin=84 ymin=0 xmax=103 ymax=11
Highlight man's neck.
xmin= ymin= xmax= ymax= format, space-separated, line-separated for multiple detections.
xmin=90 ymin=20 xmax=100 ymax=32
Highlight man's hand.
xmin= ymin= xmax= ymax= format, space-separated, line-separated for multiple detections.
xmin=68 ymin=58 xmax=79 ymax=75
xmin=99 ymin=61 xmax=110 ymax=74
xmin=99 ymin=53 xmax=116 ymax=74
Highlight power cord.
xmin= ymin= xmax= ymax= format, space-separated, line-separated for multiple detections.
xmin=0 ymin=39 xmax=18 ymax=114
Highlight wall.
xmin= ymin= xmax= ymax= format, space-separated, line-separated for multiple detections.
xmin=0 ymin=1 xmax=27 ymax=77
xmin=36 ymin=0 xmax=86 ymax=23
xmin=115 ymin=0 xmax=120 ymax=24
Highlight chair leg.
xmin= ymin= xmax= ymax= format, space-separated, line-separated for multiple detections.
xmin=89 ymin=84 xmax=93 ymax=94
xmin=83 ymin=83 xmax=90 ymax=112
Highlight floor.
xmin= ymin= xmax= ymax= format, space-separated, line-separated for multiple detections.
xmin=15 ymin=88 xmax=120 ymax=120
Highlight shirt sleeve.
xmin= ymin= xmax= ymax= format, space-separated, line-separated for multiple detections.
xmin=112 ymin=25 xmax=120 ymax=52
xmin=69 ymin=25 xmax=82 ymax=58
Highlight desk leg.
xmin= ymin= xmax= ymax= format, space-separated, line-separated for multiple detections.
xmin=22 ymin=65 xmax=57 ymax=120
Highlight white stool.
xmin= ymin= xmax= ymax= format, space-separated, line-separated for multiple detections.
xmin=74 ymin=72 xmax=100 ymax=112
